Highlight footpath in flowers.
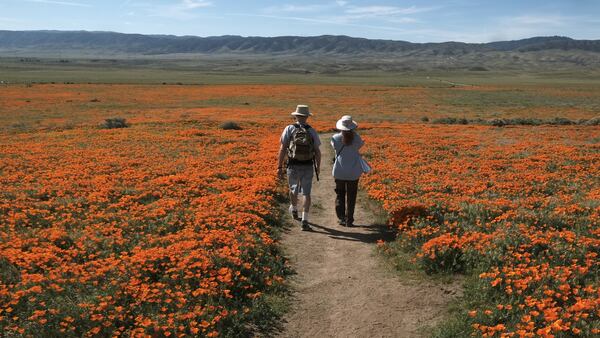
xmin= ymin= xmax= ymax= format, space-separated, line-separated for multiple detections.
xmin=277 ymin=134 xmax=461 ymax=337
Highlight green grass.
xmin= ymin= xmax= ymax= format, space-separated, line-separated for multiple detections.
xmin=433 ymin=88 xmax=600 ymax=113
xmin=2 ymin=57 xmax=600 ymax=86
xmin=428 ymin=276 xmax=482 ymax=338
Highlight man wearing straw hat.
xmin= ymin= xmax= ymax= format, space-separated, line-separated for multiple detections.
xmin=277 ymin=105 xmax=322 ymax=231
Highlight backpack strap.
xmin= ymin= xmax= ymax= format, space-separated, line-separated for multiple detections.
xmin=336 ymin=145 xmax=345 ymax=158
xmin=293 ymin=123 xmax=311 ymax=130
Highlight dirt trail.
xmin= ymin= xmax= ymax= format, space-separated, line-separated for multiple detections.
xmin=278 ymin=134 xmax=461 ymax=338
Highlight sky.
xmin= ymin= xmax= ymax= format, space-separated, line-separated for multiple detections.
xmin=1 ymin=0 xmax=599 ymax=43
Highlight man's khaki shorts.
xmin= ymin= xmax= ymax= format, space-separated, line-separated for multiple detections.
xmin=287 ymin=164 xmax=314 ymax=196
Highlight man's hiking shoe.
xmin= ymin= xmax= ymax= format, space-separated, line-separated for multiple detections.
xmin=301 ymin=220 xmax=311 ymax=231
xmin=289 ymin=205 xmax=299 ymax=220
xmin=338 ymin=219 xmax=346 ymax=226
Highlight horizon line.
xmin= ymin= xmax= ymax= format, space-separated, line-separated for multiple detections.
xmin=1 ymin=29 xmax=595 ymax=45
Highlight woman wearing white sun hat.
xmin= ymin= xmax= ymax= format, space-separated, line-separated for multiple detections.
xmin=331 ymin=115 xmax=365 ymax=227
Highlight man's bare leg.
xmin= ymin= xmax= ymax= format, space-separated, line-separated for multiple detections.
xmin=301 ymin=195 xmax=312 ymax=225
xmin=302 ymin=195 xmax=311 ymax=213
xmin=289 ymin=190 xmax=298 ymax=210
xmin=288 ymin=174 xmax=299 ymax=212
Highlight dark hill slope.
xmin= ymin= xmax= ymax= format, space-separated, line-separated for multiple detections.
xmin=1 ymin=30 xmax=599 ymax=55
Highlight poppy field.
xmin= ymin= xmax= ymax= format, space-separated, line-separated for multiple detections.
xmin=0 ymin=89 xmax=289 ymax=337
xmin=363 ymin=125 xmax=599 ymax=337
xmin=1 ymin=82 xmax=599 ymax=337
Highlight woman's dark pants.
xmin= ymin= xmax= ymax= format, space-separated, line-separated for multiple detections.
xmin=335 ymin=179 xmax=359 ymax=225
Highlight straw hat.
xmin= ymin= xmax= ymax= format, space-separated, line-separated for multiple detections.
xmin=336 ymin=115 xmax=358 ymax=131
xmin=291 ymin=105 xmax=312 ymax=116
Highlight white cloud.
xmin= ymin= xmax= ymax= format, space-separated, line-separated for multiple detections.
xmin=24 ymin=0 xmax=91 ymax=7
xmin=508 ymin=15 xmax=568 ymax=26
xmin=387 ymin=17 xmax=419 ymax=24
xmin=263 ymin=1 xmax=349 ymax=14
xmin=140 ymin=0 xmax=213 ymax=20
xmin=325 ymin=5 xmax=437 ymax=25
xmin=230 ymin=13 xmax=338 ymax=26
xmin=344 ymin=5 xmax=436 ymax=17
xmin=262 ymin=2 xmax=436 ymax=26
xmin=0 ymin=17 xmax=28 ymax=24
xmin=228 ymin=13 xmax=425 ymax=36
xmin=265 ymin=2 xmax=436 ymax=17
xmin=264 ymin=4 xmax=331 ymax=13
xmin=182 ymin=0 xmax=212 ymax=9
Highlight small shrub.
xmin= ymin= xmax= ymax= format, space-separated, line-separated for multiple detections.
xmin=433 ymin=117 xmax=586 ymax=127
xmin=215 ymin=173 xmax=230 ymax=180
xmin=421 ymin=116 xmax=429 ymax=122
xmin=512 ymin=118 xmax=543 ymax=125
xmin=548 ymin=117 xmax=575 ymax=125
xmin=11 ymin=122 xmax=29 ymax=130
xmin=584 ymin=116 xmax=600 ymax=126
xmin=432 ymin=117 xmax=459 ymax=124
xmin=101 ymin=118 xmax=129 ymax=129
xmin=490 ymin=118 xmax=506 ymax=127
xmin=220 ymin=121 xmax=242 ymax=130
xmin=420 ymin=235 xmax=466 ymax=274
xmin=432 ymin=117 xmax=469 ymax=125
xmin=485 ymin=118 xmax=544 ymax=126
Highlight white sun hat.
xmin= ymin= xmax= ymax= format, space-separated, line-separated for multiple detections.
xmin=291 ymin=105 xmax=312 ymax=116
xmin=336 ymin=115 xmax=358 ymax=131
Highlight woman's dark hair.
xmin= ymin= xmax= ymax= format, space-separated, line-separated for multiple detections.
xmin=342 ymin=130 xmax=354 ymax=146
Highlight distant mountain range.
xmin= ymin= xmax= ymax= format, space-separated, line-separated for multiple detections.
xmin=1 ymin=30 xmax=599 ymax=56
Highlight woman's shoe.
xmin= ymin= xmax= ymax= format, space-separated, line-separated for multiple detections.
xmin=338 ymin=219 xmax=346 ymax=226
